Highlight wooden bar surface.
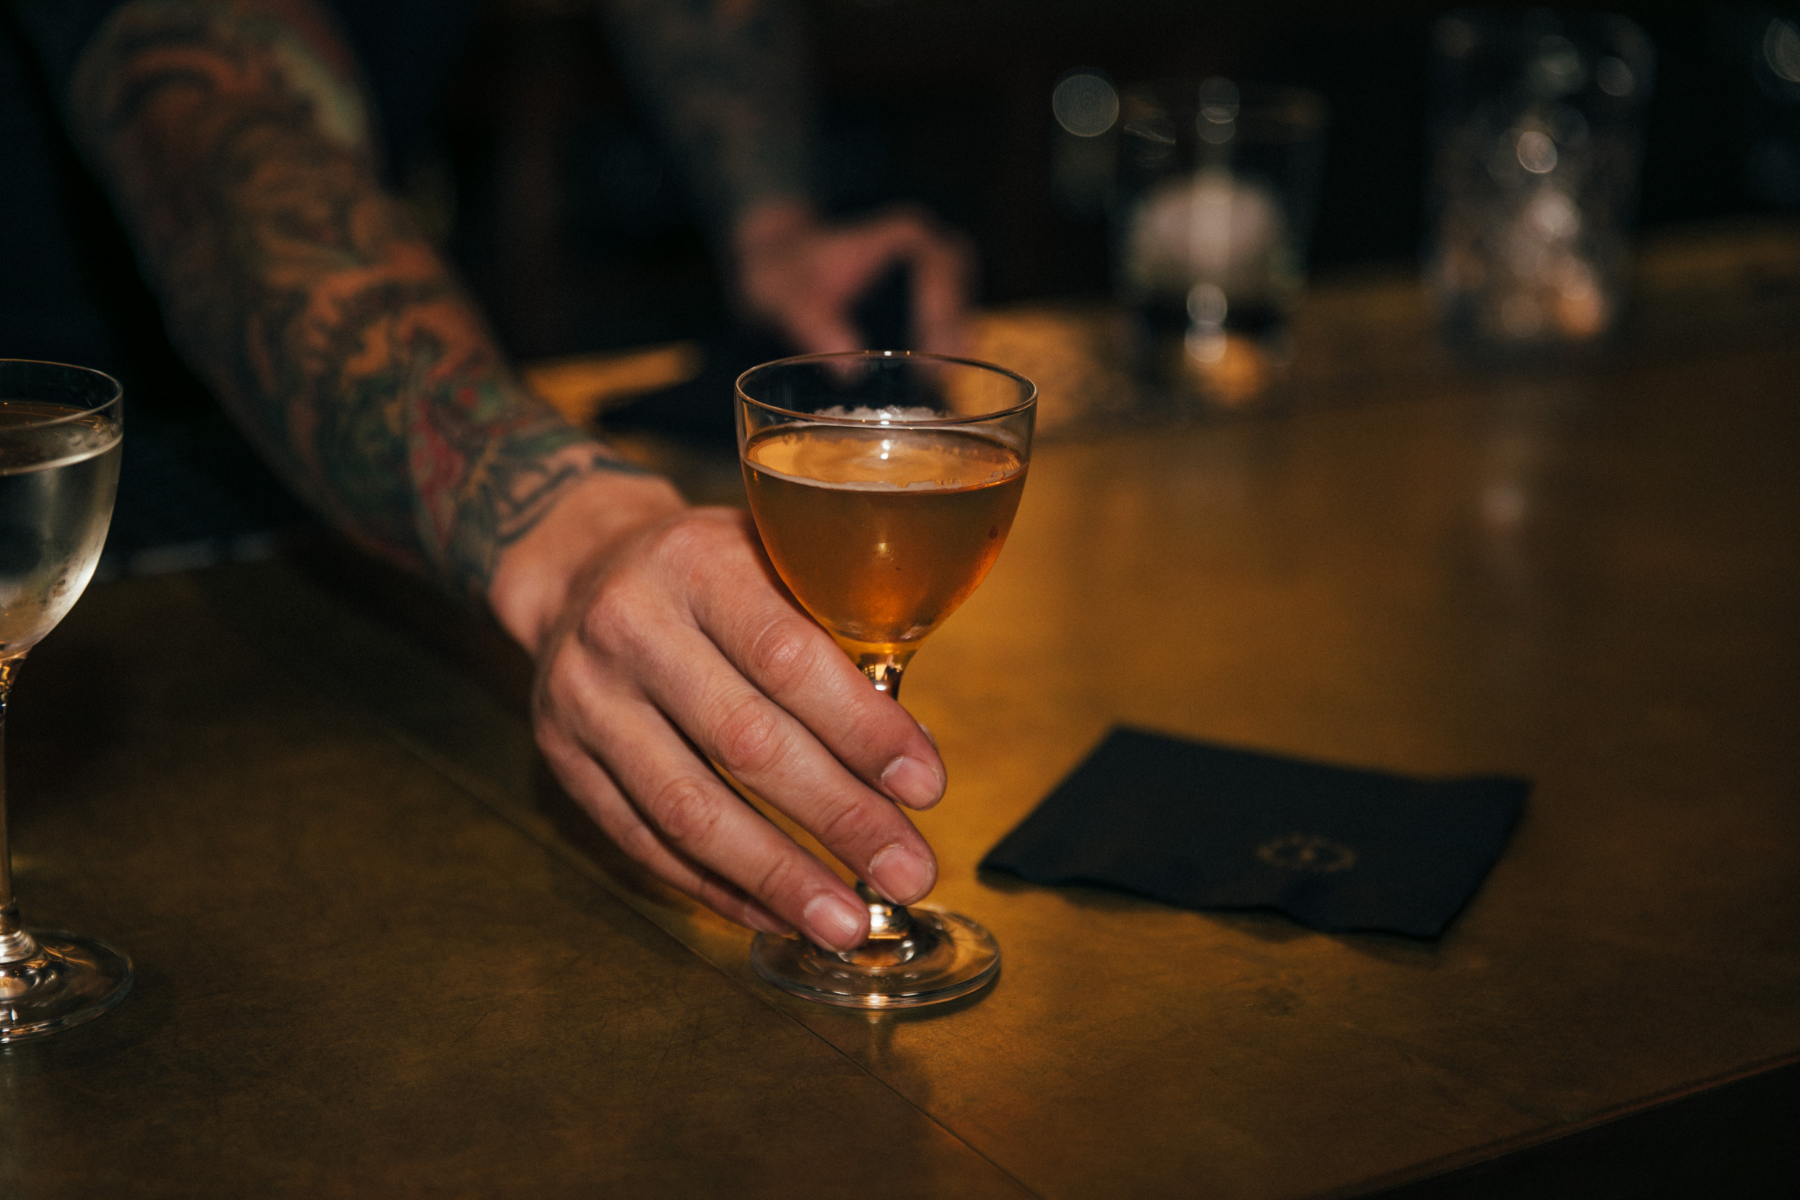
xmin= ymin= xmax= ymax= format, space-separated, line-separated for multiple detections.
xmin=1 ymin=574 xmax=1026 ymax=1198
xmin=4 ymin=220 xmax=1797 ymax=1196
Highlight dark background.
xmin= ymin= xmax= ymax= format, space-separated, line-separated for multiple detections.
xmin=10 ymin=0 xmax=1790 ymax=564
xmin=442 ymin=0 xmax=1800 ymax=360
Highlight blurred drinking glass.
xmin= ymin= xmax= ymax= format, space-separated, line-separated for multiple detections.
xmin=0 ymin=360 xmax=131 ymax=1041
xmin=1427 ymin=9 xmax=1655 ymax=355
xmin=1114 ymin=78 xmax=1328 ymax=409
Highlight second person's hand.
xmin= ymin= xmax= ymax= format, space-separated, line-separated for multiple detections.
xmin=731 ymin=199 xmax=973 ymax=357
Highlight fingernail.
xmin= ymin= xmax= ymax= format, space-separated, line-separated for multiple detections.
xmin=744 ymin=909 xmax=794 ymax=937
xmin=881 ymin=754 xmax=944 ymax=809
xmin=915 ymin=721 xmax=939 ymax=750
xmin=868 ymin=843 xmax=935 ymax=906
xmin=803 ymin=893 xmax=866 ymax=951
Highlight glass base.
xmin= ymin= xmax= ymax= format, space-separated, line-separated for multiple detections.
xmin=0 ymin=931 xmax=134 ymax=1042
xmin=751 ymin=907 xmax=999 ymax=1009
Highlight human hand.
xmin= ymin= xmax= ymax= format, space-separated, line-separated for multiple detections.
xmin=489 ymin=475 xmax=948 ymax=951
xmin=731 ymin=199 xmax=973 ymax=356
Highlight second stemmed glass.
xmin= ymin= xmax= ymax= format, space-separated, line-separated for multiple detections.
xmin=736 ymin=351 xmax=1035 ymax=1008
xmin=0 ymin=360 xmax=132 ymax=1041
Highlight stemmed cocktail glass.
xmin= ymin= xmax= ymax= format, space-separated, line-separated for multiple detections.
xmin=736 ymin=352 xmax=1035 ymax=1008
xmin=0 ymin=360 xmax=132 ymax=1041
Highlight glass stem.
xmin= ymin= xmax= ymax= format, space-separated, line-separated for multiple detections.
xmin=858 ymin=653 xmax=907 ymax=699
xmin=0 ymin=654 xmax=35 ymax=964
xmin=856 ymin=652 xmax=915 ymax=938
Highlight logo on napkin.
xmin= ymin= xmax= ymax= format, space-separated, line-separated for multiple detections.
xmin=1255 ymin=834 xmax=1357 ymax=873
xmin=980 ymin=727 xmax=1528 ymax=938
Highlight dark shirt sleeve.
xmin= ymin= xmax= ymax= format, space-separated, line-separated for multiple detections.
xmin=598 ymin=0 xmax=813 ymax=231
xmin=12 ymin=1 xmax=479 ymax=182
xmin=8 ymin=0 xmax=129 ymax=102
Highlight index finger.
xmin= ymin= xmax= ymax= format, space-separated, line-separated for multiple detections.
xmin=685 ymin=518 xmax=948 ymax=811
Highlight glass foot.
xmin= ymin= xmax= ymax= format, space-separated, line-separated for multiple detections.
xmin=752 ymin=908 xmax=999 ymax=1009
xmin=0 ymin=931 xmax=134 ymax=1042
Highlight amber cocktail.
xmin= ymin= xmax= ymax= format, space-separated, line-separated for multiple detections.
xmin=737 ymin=352 xmax=1035 ymax=1007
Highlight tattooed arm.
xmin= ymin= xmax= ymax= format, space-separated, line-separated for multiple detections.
xmin=51 ymin=0 xmax=944 ymax=949
xmin=68 ymin=0 xmax=653 ymax=596
xmin=600 ymin=0 xmax=972 ymax=354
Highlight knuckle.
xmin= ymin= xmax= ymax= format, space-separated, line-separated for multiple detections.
xmin=532 ymin=671 xmax=586 ymax=740
xmin=651 ymin=513 xmax=724 ymax=567
xmin=751 ymin=854 xmax=809 ymax=909
xmin=581 ymin=580 xmax=655 ymax=658
xmin=529 ymin=670 xmax=561 ymax=725
xmin=537 ymin=640 xmax=586 ymax=695
xmin=535 ymin=642 xmax=608 ymax=727
xmin=646 ymin=774 xmax=727 ymax=852
xmin=744 ymin=617 xmax=817 ymax=691
xmin=530 ymin=714 xmax=579 ymax=767
xmin=710 ymin=693 xmax=789 ymax=777
xmin=646 ymin=518 xmax=742 ymax=598
xmin=811 ymin=796 xmax=886 ymax=855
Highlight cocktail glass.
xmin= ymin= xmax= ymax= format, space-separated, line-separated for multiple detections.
xmin=736 ymin=351 xmax=1035 ymax=1008
xmin=0 ymin=360 xmax=132 ymax=1041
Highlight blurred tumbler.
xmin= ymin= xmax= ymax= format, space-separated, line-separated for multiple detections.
xmin=1114 ymin=79 xmax=1328 ymax=408
xmin=1427 ymin=9 xmax=1655 ymax=354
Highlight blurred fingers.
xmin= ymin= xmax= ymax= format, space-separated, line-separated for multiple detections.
xmin=848 ymin=208 xmax=972 ymax=355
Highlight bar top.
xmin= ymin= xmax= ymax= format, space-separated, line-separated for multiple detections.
xmin=5 ymin=221 xmax=1797 ymax=1197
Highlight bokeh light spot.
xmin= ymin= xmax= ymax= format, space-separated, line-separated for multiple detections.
xmin=1766 ymin=18 xmax=1800 ymax=84
xmin=1197 ymin=76 xmax=1240 ymax=145
xmin=1595 ymin=55 xmax=1635 ymax=97
xmin=1052 ymin=72 xmax=1120 ymax=138
xmin=1516 ymin=130 xmax=1558 ymax=174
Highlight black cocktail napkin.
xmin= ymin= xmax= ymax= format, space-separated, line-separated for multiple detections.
xmin=981 ymin=727 xmax=1528 ymax=938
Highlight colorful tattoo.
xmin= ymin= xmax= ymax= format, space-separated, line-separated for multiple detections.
xmin=66 ymin=0 xmax=644 ymax=599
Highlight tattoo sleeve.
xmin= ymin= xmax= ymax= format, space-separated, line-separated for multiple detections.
xmin=63 ymin=0 xmax=644 ymax=599
xmin=597 ymin=0 xmax=812 ymax=229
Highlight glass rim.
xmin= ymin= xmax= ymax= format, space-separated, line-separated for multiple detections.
xmin=734 ymin=350 xmax=1038 ymax=427
xmin=0 ymin=359 xmax=124 ymax=428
